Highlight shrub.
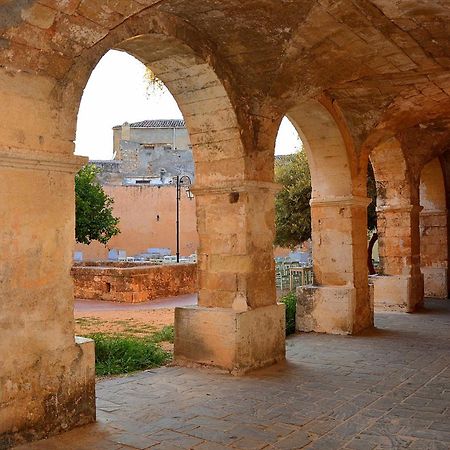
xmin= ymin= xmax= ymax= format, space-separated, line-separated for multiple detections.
xmin=87 ymin=333 xmax=171 ymax=376
xmin=281 ymin=291 xmax=297 ymax=335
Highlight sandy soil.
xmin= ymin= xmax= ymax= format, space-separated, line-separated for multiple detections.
xmin=74 ymin=308 xmax=175 ymax=337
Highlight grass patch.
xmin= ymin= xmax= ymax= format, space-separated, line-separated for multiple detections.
xmin=280 ymin=291 xmax=297 ymax=335
xmin=86 ymin=333 xmax=171 ymax=376
xmin=76 ymin=317 xmax=103 ymax=327
xmin=152 ymin=325 xmax=174 ymax=343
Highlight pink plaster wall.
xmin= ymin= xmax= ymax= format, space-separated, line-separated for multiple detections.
xmin=74 ymin=185 xmax=198 ymax=260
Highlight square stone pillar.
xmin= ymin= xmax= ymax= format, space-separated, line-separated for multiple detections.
xmin=296 ymin=196 xmax=373 ymax=335
xmin=174 ymin=181 xmax=285 ymax=373
xmin=0 ymin=150 xmax=96 ymax=448
xmin=420 ymin=209 xmax=448 ymax=298
xmin=373 ymin=205 xmax=424 ymax=311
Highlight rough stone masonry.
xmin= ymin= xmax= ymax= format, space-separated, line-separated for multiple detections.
xmin=0 ymin=0 xmax=449 ymax=447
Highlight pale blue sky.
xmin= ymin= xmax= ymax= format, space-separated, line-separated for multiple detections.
xmin=75 ymin=50 xmax=301 ymax=160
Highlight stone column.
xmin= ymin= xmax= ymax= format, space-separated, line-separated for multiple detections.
xmin=296 ymin=196 xmax=373 ymax=335
xmin=0 ymin=150 xmax=96 ymax=447
xmin=373 ymin=204 xmax=424 ymax=311
xmin=420 ymin=209 xmax=448 ymax=298
xmin=174 ymin=180 xmax=285 ymax=374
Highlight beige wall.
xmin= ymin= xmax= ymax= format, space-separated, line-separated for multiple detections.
xmin=75 ymin=185 xmax=198 ymax=260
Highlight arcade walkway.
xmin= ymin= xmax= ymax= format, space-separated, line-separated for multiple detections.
xmin=17 ymin=300 xmax=450 ymax=450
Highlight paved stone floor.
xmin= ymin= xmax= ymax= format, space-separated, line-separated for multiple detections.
xmin=18 ymin=300 xmax=450 ymax=450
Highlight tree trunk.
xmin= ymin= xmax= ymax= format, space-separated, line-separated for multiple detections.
xmin=368 ymin=232 xmax=378 ymax=275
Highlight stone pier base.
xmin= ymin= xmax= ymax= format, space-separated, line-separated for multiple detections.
xmin=0 ymin=337 xmax=96 ymax=449
xmin=174 ymin=304 xmax=285 ymax=374
xmin=422 ymin=267 xmax=448 ymax=299
xmin=372 ymin=274 xmax=424 ymax=312
xmin=296 ymin=285 xmax=373 ymax=335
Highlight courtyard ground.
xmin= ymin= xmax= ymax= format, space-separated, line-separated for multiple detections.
xmin=17 ymin=299 xmax=450 ymax=450
xmin=74 ymin=294 xmax=197 ymax=338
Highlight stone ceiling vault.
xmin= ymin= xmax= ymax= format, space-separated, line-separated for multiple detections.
xmin=0 ymin=0 xmax=449 ymax=164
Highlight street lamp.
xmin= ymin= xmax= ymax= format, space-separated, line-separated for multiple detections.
xmin=175 ymin=175 xmax=193 ymax=263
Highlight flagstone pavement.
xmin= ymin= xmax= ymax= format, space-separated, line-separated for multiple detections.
xmin=17 ymin=299 xmax=450 ymax=450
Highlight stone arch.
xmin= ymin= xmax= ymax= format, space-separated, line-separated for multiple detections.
xmin=369 ymin=138 xmax=424 ymax=311
xmin=54 ymin=11 xmax=247 ymax=187
xmin=54 ymin=9 xmax=284 ymax=371
xmin=284 ymin=97 xmax=372 ymax=335
xmin=0 ymin=9 xmax=287 ymax=446
xmin=286 ymin=97 xmax=361 ymax=200
xmin=370 ymin=137 xmax=417 ymax=210
xmin=420 ymin=157 xmax=448 ymax=298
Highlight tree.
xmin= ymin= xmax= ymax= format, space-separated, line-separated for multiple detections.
xmin=367 ymin=161 xmax=377 ymax=232
xmin=143 ymin=67 xmax=165 ymax=98
xmin=75 ymin=164 xmax=120 ymax=245
xmin=274 ymin=151 xmax=312 ymax=249
xmin=274 ymin=152 xmax=377 ymax=249
xmin=367 ymin=161 xmax=378 ymax=274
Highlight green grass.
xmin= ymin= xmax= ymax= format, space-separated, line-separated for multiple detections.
xmin=152 ymin=325 xmax=174 ymax=343
xmin=86 ymin=333 xmax=172 ymax=376
xmin=280 ymin=291 xmax=297 ymax=335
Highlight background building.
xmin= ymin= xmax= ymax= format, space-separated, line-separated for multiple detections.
xmin=74 ymin=119 xmax=198 ymax=260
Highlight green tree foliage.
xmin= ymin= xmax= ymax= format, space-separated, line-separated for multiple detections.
xmin=274 ymin=152 xmax=377 ymax=249
xmin=367 ymin=161 xmax=377 ymax=232
xmin=75 ymin=164 xmax=120 ymax=245
xmin=274 ymin=151 xmax=312 ymax=249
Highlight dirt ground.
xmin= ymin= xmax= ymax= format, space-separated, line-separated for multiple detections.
xmin=75 ymin=308 xmax=174 ymax=335
xmin=75 ymin=308 xmax=176 ymax=353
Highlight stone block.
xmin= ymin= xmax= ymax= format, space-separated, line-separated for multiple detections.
xmin=174 ymin=304 xmax=285 ymax=374
xmin=21 ymin=4 xmax=57 ymax=29
xmin=296 ymin=285 xmax=373 ymax=335
xmin=0 ymin=337 xmax=96 ymax=448
xmin=422 ymin=267 xmax=448 ymax=299
xmin=372 ymin=274 xmax=424 ymax=312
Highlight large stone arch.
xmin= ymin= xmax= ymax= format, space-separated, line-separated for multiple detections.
xmin=286 ymin=97 xmax=372 ymax=335
xmin=54 ymin=10 xmax=246 ymax=165
xmin=0 ymin=8 xmax=285 ymax=447
xmin=370 ymin=137 xmax=424 ymax=311
xmin=55 ymin=9 xmax=282 ymax=310
xmin=420 ymin=157 xmax=448 ymax=298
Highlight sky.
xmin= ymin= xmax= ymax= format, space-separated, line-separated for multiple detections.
xmin=75 ymin=50 xmax=301 ymax=160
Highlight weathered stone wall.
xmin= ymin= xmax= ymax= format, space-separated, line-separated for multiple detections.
xmin=0 ymin=152 xmax=95 ymax=448
xmin=2 ymin=1 xmax=450 ymax=445
xmin=74 ymin=184 xmax=198 ymax=260
xmin=113 ymin=123 xmax=190 ymax=158
xmin=72 ymin=263 xmax=198 ymax=302
xmin=370 ymin=138 xmax=424 ymax=312
xmin=118 ymin=142 xmax=195 ymax=180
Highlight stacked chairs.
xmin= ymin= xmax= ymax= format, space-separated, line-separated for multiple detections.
xmin=275 ymin=257 xmax=313 ymax=291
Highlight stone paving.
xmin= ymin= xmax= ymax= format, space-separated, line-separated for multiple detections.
xmin=17 ymin=300 xmax=450 ymax=450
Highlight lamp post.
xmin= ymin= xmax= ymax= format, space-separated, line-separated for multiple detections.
xmin=175 ymin=175 xmax=194 ymax=263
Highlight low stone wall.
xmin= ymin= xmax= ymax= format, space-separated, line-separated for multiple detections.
xmin=72 ymin=263 xmax=198 ymax=303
